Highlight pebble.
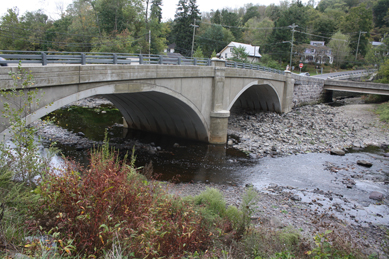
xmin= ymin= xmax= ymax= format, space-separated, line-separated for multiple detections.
xmin=369 ymin=191 xmax=384 ymax=201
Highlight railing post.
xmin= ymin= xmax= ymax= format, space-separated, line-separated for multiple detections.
xmin=81 ymin=53 xmax=86 ymax=65
xmin=234 ymin=62 xmax=237 ymax=68
xmin=242 ymin=63 xmax=245 ymax=69
xmin=207 ymin=59 xmax=211 ymax=66
xmin=41 ymin=52 xmax=47 ymax=66
xmin=178 ymin=57 xmax=181 ymax=65
xmin=113 ymin=53 xmax=118 ymax=64
xmin=139 ymin=54 xmax=143 ymax=64
xmin=159 ymin=55 xmax=163 ymax=64
xmin=194 ymin=58 xmax=197 ymax=66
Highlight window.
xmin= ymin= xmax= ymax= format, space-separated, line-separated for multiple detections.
xmin=225 ymin=53 xmax=228 ymax=58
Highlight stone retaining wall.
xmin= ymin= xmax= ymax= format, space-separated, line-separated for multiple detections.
xmin=291 ymin=74 xmax=326 ymax=107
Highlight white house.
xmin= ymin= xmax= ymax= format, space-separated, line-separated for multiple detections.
xmin=218 ymin=42 xmax=261 ymax=63
xmin=302 ymin=41 xmax=333 ymax=64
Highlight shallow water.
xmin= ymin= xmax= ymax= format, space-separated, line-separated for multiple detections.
xmin=44 ymin=106 xmax=389 ymax=226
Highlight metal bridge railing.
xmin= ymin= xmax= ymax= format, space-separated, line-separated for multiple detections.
xmin=327 ymin=69 xmax=377 ymax=79
xmin=0 ymin=50 xmax=284 ymax=75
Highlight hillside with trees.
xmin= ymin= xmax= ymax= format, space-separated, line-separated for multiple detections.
xmin=1 ymin=0 xmax=389 ymax=72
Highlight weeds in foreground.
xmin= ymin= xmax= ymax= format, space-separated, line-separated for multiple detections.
xmin=29 ymin=139 xmax=213 ymax=258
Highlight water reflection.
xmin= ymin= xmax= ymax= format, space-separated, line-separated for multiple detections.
xmin=45 ymin=106 xmax=255 ymax=184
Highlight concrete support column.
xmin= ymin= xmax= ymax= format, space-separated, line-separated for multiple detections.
xmin=282 ymin=70 xmax=295 ymax=113
xmin=210 ymin=58 xmax=230 ymax=144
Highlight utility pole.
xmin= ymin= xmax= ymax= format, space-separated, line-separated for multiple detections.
xmin=355 ymin=31 xmax=367 ymax=61
xmin=149 ymin=30 xmax=151 ymax=59
xmin=283 ymin=23 xmax=298 ymax=70
xmin=190 ymin=19 xmax=199 ymax=58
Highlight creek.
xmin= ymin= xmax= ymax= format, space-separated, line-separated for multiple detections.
xmin=40 ymin=102 xmax=389 ymax=226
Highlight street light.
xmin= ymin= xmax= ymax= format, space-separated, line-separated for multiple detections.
xmin=355 ymin=31 xmax=367 ymax=61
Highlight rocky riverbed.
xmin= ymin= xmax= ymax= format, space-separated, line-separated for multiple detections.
xmin=34 ymin=97 xmax=389 ymax=257
xmin=228 ymin=99 xmax=389 ymax=158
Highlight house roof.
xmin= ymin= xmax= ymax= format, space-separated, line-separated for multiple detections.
xmin=372 ymin=41 xmax=385 ymax=47
xmin=219 ymin=41 xmax=262 ymax=58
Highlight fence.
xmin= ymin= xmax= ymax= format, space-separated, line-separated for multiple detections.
xmin=0 ymin=50 xmax=285 ymax=75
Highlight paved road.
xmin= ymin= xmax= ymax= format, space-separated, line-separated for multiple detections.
xmin=310 ymin=70 xmax=371 ymax=79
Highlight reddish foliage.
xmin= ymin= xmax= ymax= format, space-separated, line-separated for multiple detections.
xmin=30 ymin=149 xmax=211 ymax=257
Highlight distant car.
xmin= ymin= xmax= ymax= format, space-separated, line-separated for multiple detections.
xmin=0 ymin=57 xmax=7 ymax=66
xmin=300 ymin=72 xmax=310 ymax=76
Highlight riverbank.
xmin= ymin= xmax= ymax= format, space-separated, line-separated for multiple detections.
xmin=33 ymin=97 xmax=389 ymax=257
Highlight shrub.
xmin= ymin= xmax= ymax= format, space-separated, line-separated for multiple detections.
xmin=375 ymin=101 xmax=389 ymax=123
xmin=30 ymin=142 xmax=212 ymax=258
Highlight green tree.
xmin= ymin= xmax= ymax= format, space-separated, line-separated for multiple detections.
xmin=197 ymin=24 xmax=234 ymax=58
xmin=373 ymin=0 xmax=389 ymax=28
xmin=328 ymin=31 xmax=350 ymax=67
xmin=341 ymin=3 xmax=373 ymax=58
xmin=193 ymin=45 xmax=204 ymax=58
xmin=0 ymin=8 xmax=27 ymax=50
xmin=20 ymin=10 xmax=52 ymax=51
xmin=171 ymin=0 xmax=201 ymax=56
xmin=242 ymin=6 xmax=260 ymax=25
xmin=317 ymin=0 xmax=348 ymax=13
xmin=229 ymin=45 xmax=248 ymax=63
xmin=221 ymin=9 xmax=242 ymax=41
xmin=266 ymin=1 xmax=309 ymax=62
xmin=311 ymin=15 xmax=338 ymax=44
xmin=150 ymin=0 xmax=163 ymax=23
xmin=243 ymin=17 xmax=274 ymax=47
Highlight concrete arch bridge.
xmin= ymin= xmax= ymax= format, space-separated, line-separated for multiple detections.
xmin=0 ymin=60 xmax=294 ymax=144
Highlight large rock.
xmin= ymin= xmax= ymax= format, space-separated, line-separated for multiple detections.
xmin=330 ymin=148 xmax=345 ymax=156
xmin=369 ymin=191 xmax=384 ymax=201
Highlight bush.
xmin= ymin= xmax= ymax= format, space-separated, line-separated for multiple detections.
xmin=375 ymin=101 xmax=389 ymax=123
xmin=30 ymin=142 xmax=212 ymax=258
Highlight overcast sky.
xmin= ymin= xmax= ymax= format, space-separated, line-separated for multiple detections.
xmin=0 ymin=0 xmax=302 ymax=22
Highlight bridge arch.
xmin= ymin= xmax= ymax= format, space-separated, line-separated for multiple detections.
xmin=228 ymin=81 xmax=282 ymax=113
xmin=23 ymin=84 xmax=210 ymax=142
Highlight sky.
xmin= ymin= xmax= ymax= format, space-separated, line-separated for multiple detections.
xmin=0 ymin=0 xmax=300 ymax=22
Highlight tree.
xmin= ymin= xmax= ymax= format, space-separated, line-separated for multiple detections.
xmin=243 ymin=17 xmax=274 ymax=47
xmin=311 ymin=15 xmax=338 ymax=44
xmin=0 ymin=8 xmax=27 ymax=50
xmin=198 ymin=24 xmax=234 ymax=58
xmin=150 ymin=0 xmax=163 ymax=23
xmin=328 ymin=31 xmax=350 ymax=67
xmin=373 ymin=0 xmax=389 ymax=28
xmin=242 ymin=6 xmax=260 ymax=25
xmin=229 ymin=45 xmax=248 ymax=63
xmin=266 ymin=1 xmax=309 ymax=62
xmin=193 ymin=46 xmax=204 ymax=58
xmin=171 ymin=0 xmax=201 ymax=56
xmin=20 ymin=10 xmax=52 ymax=51
xmin=221 ymin=9 xmax=242 ymax=41
xmin=317 ymin=0 xmax=348 ymax=13
xmin=341 ymin=3 xmax=373 ymax=58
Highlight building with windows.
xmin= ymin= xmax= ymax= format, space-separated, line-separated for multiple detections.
xmin=302 ymin=41 xmax=333 ymax=64
xmin=218 ymin=41 xmax=261 ymax=62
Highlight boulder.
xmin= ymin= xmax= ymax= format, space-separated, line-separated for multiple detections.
xmin=357 ymin=160 xmax=372 ymax=168
xmin=369 ymin=191 xmax=384 ymax=201
xmin=330 ymin=149 xmax=345 ymax=156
